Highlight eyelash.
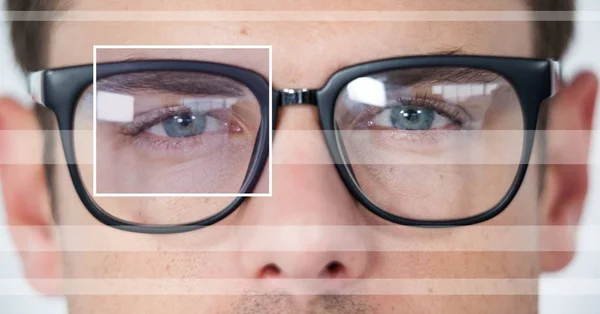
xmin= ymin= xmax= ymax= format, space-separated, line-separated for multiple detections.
xmin=118 ymin=106 xmax=242 ymax=137
xmin=350 ymin=97 xmax=472 ymax=129
xmin=113 ymin=105 xmax=249 ymax=154
xmin=119 ymin=106 xmax=188 ymax=136
xmin=400 ymin=97 xmax=469 ymax=125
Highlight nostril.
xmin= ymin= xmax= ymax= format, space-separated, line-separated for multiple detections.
xmin=259 ymin=263 xmax=282 ymax=278
xmin=258 ymin=261 xmax=349 ymax=279
xmin=323 ymin=261 xmax=346 ymax=278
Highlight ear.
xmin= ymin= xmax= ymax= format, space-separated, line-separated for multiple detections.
xmin=539 ymin=72 xmax=598 ymax=272
xmin=0 ymin=97 xmax=62 ymax=295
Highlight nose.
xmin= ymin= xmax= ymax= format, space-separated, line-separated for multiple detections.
xmin=245 ymin=227 xmax=369 ymax=280
xmin=235 ymin=106 xmax=373 ymax=295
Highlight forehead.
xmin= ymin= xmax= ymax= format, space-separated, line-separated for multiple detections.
xmin=49 ymin=0 xmax=534 ymax=88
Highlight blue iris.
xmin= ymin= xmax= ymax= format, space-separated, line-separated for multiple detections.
xmin=162 ymin=111 xmax=207 ymax=138
xmin=390 ymin=105 xmax=435 ymax=130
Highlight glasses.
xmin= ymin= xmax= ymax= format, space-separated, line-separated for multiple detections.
xmin=28 ymin=55 xmax=559 ymax=233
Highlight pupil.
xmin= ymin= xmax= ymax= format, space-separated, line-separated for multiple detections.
xmin=403 ymin=109 xmax=420 ymax=121
xmin=178 ymin=114 xmax=194 ymax=127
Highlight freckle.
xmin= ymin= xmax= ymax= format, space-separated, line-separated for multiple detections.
xmin=439 ymin=174 xmax=444 ymax=180
xmin=240 ymin=26 xmax=249 ymax=35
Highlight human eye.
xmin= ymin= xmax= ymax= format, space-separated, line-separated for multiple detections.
xmin=351 ymin=96 xmax=472 ymax=132
xmin=143 ymin=107 xmax=242 ymax=138
xmin=118 ymin=101 xmax=247 ymax=153
xmin=370 ymin=97 xmax=469 ymax=131
xmin=338 ymin=95 xmax=479 ymax=154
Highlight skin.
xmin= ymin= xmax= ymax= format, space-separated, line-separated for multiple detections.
xmin=0 ymin=0 xmax=598 ymax=313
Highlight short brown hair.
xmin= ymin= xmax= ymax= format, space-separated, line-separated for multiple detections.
xmin=7 ymin=0 xmax=575 ymax=72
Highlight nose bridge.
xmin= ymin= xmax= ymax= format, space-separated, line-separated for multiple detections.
xmin=278 ymin=89 xmax=318 ymax=106
xmin=235 ymin=105 xmax=373 ymax=286
xmin=257 ymin=127 xmax=357 ymax=225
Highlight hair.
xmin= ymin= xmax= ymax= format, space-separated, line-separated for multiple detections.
xmin=7 ymin=0 xmax=575 ymax=71
xmin=5 ymin=0 xmax=575 ymax=202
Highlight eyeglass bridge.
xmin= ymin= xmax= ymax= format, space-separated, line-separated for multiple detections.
xmin=280 ymin=89 xmax=317 ymax=106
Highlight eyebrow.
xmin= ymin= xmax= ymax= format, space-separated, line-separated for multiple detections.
xmin=379 ymin=47 xmax=502 ymax=85
xmin=96 ymin=71 xmax=247 ymax=97
xmin=95 ymin=48 xmax=489 ymax=96
xmin=381 ymin=67 xmax=501 ymax=86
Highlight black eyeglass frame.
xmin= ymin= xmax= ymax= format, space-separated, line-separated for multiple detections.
xmin=28 ymin=55 xmax=559 ymax=234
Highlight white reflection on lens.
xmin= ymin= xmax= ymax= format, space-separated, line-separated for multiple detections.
xmin=182 ymin=97 xmax=238 ymax=110
xmin=97 ymin=91 xmax=135 ymax=123
xmin=346 ymin=77 xmax=387 ymax=107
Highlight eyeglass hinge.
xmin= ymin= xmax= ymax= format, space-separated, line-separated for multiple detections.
xmin=549 ymin=59 xmax=561 ymax=97
xmin=27 ymin=71 xmax=46 ymax=106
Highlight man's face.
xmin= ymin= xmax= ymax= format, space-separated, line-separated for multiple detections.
xmin=2 ymin=0 xmax=597 ymax=313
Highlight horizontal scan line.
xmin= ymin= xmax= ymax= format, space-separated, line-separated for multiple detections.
xmin=2 ymin=226 xmax=600 ymax=252
xmin=0 ymin=130 xmax=595 ymax=165
xmin=2 ymin=11 xmax=599 ymax=22
xmin=1 ymin=279 xmax=599 ymax=296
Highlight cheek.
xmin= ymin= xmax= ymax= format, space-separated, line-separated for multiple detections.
xmin=68 ymin=296 xmax=221 ymax=314
xmin=373 ymin=251 xmax=538 ymax=279
xmin=497 ymin=163 xmax=541 ymax=225
xmin=62 ymin=251 xmax=243 ymax=314
xmin=59 ymin=232 xmax=244 ymax=294
xmin=62 ymin=250 xmax=227 ymax=279
xmin=352 ymin=163 xmax=520 ymax=221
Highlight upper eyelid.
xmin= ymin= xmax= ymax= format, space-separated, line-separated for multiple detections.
xmin=118 ymin=106 xmax=185 ymax=136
